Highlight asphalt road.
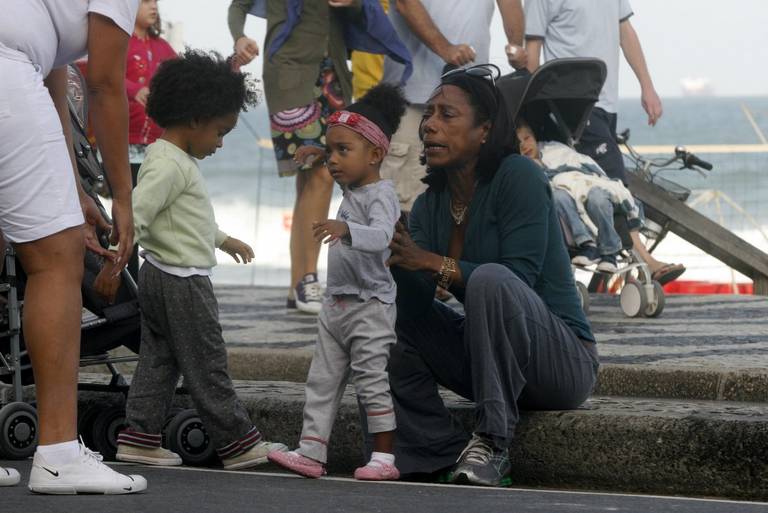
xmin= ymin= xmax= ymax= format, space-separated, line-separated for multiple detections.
xmin=2 ymin=460 xmax=767 ymax=513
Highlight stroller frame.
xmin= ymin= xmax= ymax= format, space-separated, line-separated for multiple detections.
xmin=497 ymin=58 xmax=665 ymax=317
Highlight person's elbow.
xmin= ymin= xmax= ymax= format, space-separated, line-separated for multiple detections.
xmin=87 ymin=69 xmax=125 ymax=101
xmin=619 ymin=19 xmax=637 ymax=48
xmin=394 ymin=0 xmax=412 ymax=15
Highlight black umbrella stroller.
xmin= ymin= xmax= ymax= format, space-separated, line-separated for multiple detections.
xmin=497 ymin=58 xmax=666 ymax=317
xmin=0 ymin=65 xmax=142 ymax=461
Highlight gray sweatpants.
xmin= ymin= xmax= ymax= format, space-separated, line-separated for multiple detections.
xmin=125 ymin=263 xmax=254 ymax=451
xmin=298 ymin=295 xmax=397 ymax=463
xmin=377 ymin=263 xmax=600 ymax=474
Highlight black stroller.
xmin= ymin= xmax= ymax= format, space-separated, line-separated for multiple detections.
xmin=497 ymin=58 xmax=665 ymax=317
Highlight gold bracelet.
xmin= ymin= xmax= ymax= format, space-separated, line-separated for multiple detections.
xmin=436 ymin=256 xmax=457 ymax=289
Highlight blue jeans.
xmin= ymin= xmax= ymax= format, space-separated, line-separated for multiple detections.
xmin=553 ymin=188 xmax=623 ymax=256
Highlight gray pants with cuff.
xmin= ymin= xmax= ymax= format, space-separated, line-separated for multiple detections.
xmin=378 ymin=263 xmax=600 ymax=475
xmin=125 ymin=263 xmax=254 ymax=450
xmin=298 ymin=295 xmax=397 ymax=463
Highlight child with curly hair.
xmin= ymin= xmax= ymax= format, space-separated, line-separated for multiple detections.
xmin=95 ymin=49 xmax=287 ymax=469
xmin=268 ymin=83 xmax=406 ymax=481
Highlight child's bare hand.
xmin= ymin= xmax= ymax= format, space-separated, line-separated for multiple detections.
xmin=294 ymin=145 xmax=326 ymax=169
xmin=220 ymin=237 xmax=255 ymax=264
xmin=312 ymin=220 xmax=349 ymax=244
xmin=94 ymin=253 xmax=122 ymax=304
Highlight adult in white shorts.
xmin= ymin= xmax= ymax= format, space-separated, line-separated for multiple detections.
xmin=0 ymin=0 xmax=145 ymax=494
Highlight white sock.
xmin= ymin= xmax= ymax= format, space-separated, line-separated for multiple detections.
xmin=367 ymin=451 xmax=395 ymax=468
xmin=36 ymin=439 xmax=80 ymax=466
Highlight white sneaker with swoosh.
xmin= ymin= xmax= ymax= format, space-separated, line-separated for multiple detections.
xmin=0 ymin=467 xmax=20 ymax=486
xmin=28 ymin=442 xmax=147 ymax=495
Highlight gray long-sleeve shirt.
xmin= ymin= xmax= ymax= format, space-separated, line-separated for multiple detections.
xmin=326 ymin=180 xmax=400 ymax=304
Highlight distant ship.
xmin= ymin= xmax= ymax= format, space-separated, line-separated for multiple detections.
xmin=680 ymin=77 xmax=714 ymax=97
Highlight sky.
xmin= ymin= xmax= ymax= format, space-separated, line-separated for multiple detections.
xmin=156 ymin=0 xmax=768 ymax=98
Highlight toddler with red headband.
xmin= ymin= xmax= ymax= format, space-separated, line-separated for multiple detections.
xmin=268 ymin=84 xmax=407 ymax=481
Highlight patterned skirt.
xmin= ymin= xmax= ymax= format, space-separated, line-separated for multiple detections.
xmin=269 ymin=58 xmax=345 ymax=177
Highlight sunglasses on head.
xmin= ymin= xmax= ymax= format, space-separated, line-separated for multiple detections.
xmin=440 ymin=63 xmax=501 ymax=87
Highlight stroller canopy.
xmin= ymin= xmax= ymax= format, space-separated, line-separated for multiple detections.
xmin=497 ymin=58 xmax=607 ymax=145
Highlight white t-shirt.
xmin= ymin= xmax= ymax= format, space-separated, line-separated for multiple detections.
xmin=382 ymin=0 xmax=495 ymax=104
xmin=525 ymin=0 xmax=633 ymax=114
xmin=0 ymin=0 xmax=139 ymax=77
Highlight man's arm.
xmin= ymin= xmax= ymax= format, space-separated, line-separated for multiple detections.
xmin=496 ymin=0 xmax=527 ymax=69
xmin=228 ymin=0 xmax=259 ymax=66
xmin=393 ymin=0 xmax=475 ymax=66
xmin=525 ymin=38 xmax=542 ymax=71
xmin=620 ymin=19 xmax=662 ymax=126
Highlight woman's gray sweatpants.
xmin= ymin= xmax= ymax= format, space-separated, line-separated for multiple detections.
xmin=379 ymin=263 xmax=599 ymax=475
xmin=298 ymin=295 xmax=397 ymax=463
xmin=125 ymin=263 xmax=254 ymax=451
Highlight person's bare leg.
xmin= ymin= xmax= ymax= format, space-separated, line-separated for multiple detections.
xmin=14 ymin=226 xmax=84 ymax=445
xmin=290 ymin=164 xmax=333 ymax=287
xmin=289 ymin=172 xmax=309 ymax=294
xmin=630 ymin=230 xmax=669 ymax=273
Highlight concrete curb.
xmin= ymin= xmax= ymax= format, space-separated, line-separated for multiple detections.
xmin=234 ymin=383 xmax=768 ymax=500
xmin=226 ymin=347 xmax=768 ymax=402
xmin=72 ymin=377 xmax=768 ymax=499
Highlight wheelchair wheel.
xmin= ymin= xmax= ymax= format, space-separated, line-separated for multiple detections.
xmin=645 ymin=281 xmax=666 ymax=318
xmin=166 ymin=409 xmax=216 ymax=466
xmin=576 ymin=282 xmax=590 ymax=314
xmin=0 ymin=402 xmax=38 ymax=459
xmin=620 ymin=280 xmax=648 ymax=318
xmin=91 ymin=405 xmax=127 ymax=461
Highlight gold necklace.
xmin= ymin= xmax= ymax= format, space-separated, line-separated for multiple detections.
xmin=449 ymin=199 xmax=469 ymax=225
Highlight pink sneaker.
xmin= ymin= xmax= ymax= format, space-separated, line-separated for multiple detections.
xmin=267 ymin=450 xmax=326 ymax=479
xmin=353 ymin=461 xmax=400 ymax=481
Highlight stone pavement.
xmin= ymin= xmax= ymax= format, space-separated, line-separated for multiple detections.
xmin=216 ymin=287 xmax=768 ymax=368
xmin=215 ymin=286 xmax=768 ymax=401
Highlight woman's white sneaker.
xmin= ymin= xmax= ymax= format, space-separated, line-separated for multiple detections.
xmin=28 ymin=443 xmax=147 ymax=495
xmin=0 ymin=467 xmax=20 ymax=486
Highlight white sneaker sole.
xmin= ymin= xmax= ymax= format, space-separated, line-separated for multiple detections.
xmin=222 ymin=454 xmax=268 ymax=470
xmin=29 ymin=479 xmax=147 ymax=495
xmin=295 ymin=300 xmax=321 ymax=314
xmin=116 ymin=452 xmax=183 ymax=466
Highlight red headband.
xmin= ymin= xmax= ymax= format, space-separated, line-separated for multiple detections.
xmin=327 ymin=110 xmax=390 ymax=153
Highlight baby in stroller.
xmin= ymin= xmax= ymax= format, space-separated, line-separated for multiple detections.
xmin=516 ymin=118 xmax=640 ymax=274
xmin=517 ymin=117 xmax=687 ymax=288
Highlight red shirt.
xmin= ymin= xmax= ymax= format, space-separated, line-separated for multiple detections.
xmin=126 ymin=34 xmax=176 ymax=145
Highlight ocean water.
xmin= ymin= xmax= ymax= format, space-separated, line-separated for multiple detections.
xmin=198 ymin=97 xmax=768 ymax=287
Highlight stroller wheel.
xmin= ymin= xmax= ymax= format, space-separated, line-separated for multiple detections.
xmin=576 ymin=282 xmax=590 ymax=314
xmin=645 ymin=281 xmax=666 ymax=318
xmin=166 ymin=409 xmax=217 ymax=466
xmin=91 ymin=405 xmax=127 ymax=461
xmin=0 ymin=402 xmax=38 ymax=459
xmin=620 ymin=280 xmax=648 ymax=318
xmin=77 ymin=403 xmax=102 ymax=448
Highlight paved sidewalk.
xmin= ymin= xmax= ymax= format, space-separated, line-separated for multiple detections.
xmin=216 ymin=287 xmax=768 ymax=370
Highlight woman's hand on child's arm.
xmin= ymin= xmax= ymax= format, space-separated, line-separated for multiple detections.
xmin=220 ymin=237 xmax=255 ymax=264
xmin=387 ymin=221 xmax=443 ymax=272
xmin=313 ymin=220 xmax=349 ymax=245
xmin=94 ymin=253 xmax=122 ymax=304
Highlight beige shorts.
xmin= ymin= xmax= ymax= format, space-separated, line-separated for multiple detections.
xmin=380 ymin=104 xmax=427 ymax=212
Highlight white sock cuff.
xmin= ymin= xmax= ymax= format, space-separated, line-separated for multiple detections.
xmin=370 ymin=451 xmax=395 ymax=465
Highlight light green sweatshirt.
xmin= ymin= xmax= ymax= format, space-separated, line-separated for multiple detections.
xmin=133 ymin=139 xmax=228 ymax=268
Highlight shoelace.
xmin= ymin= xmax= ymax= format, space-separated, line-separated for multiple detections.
xmin=78 ymin=437 xmax=105 ymax=467
xmin=458 ymin=435 xmax=493 ymax=465
xmin=303 ymin=281 xmax=323 ymax=301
